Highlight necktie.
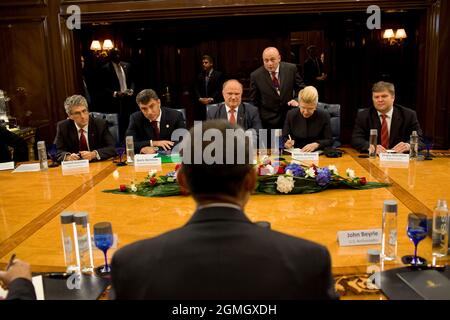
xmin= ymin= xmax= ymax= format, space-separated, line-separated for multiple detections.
xmin=271 ymin=71 xmax=280 ymax=95
xmin=151 ymin=121 xmax=160 ymax=140
xmin=116 ymin=63 xmax=127 ymax=92
xmin=79 ymin=128 xmax=88 ymax=151
xmin=204 ymin=73 xmax=209 ymax=96
xmin=380 ymin=114 xmax=389 ymax=148
xmin=229 ymin=109 xmax=236 ymax=125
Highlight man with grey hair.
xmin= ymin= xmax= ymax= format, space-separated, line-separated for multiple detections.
xmin=54 ymin=94 xmax=116 ymax=162
xmin=352 ymin=81 xmax=424 ymax=154
xmin=126 ymin=89 xmax=185 ymax=154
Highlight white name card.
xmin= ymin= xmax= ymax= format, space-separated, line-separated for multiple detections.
xmin=292 ymin=151 xmax=319 ymax=162
xmin=61 ymin=160 xmax=89 ymax=175
xmin=0 ymin=161 xmax=14 ymax=171
xmin=379 ymin=153 xmax=410 ymax=163
xmin=134 ymin=154 xmax=162 ymax=167
xmin=337 ymin=228 xmax=382 ymax=246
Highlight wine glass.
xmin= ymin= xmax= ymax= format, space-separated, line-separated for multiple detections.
xmin=93 ymin=222 xmax=114 ymax=275
xmin=115 ymin=145 xmax=126 ymax=166
xmin=47 ymin=143 xmax=59 ymax=167
xmin=402 ymin=213 xmax=428 ymax=266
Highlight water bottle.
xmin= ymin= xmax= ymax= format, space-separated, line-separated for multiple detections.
xmin=272 ymin=129 xmax=283 ymax=155
xmin=369 ymin=129 xmax=377 ymax=158
xmin=74 ymin=212 xmax=94 ymax=274
xmin=60 ymin=212 xmax=78 ymax=273
xmin=432 ymin=199 xmax=449 ymax=257
xmin=409 ymin=130 xmax=419 ymax=159
xmin=381 ymin=200 xmax=398 ymax=261
xmin=126 ymin=136 xmax=135 ymax=164
xmin=37 ymin=141 xmax=48 ymax=171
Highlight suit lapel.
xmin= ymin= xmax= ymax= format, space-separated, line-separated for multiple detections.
xmin=263 ymin=69 xmax=278 ymax=95
xmin=87 ymin=117 xmax=96 ymax=150
xmin=237 ymin=103 xmax=245 ymax=127
xmin=218 ymin=104 xmax=228 ymax=120
xmin=69 ymin=121 xmax=79 ymax=150
xmin=389 ymin=107 xmax=401 ymax=147
xmin=159 ymin=108 xmax=168 ymax=139
xmin=279 ymin=62 xmax=287 ymax=97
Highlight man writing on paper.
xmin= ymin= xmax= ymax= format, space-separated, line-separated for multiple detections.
xmin=54 ymin=95 xmax=116 ymax=162
xmin=351 ymin=81 xmax=424 ymax=155
xmin=125 ymin=89 xmax=185 ymax=155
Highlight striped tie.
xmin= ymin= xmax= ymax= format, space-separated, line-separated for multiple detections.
xmin=380 ymin=114 xmax=389 ymax=149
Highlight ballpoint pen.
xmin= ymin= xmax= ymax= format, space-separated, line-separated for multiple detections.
xmin=6 ymin=253 xmax=16 ymax=270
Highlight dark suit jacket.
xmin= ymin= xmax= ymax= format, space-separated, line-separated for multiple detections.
xmin=351 ymin=105 xmax=424 ymax=152
xmin=283 ymin=108 xmax=333 ymax=149
xmin=54 ymin=117 xmax=116 ymax=162
xmin=194 ymin=69 xmax=224 ymax=103
xmin=206 ymin=102 xmax=263 ymax=131
xmin=249 ymin=62 xmax=305 ymax=129
xmin=111 ymin=206 xmax=338 ymax=300
xmin=0 ymin=125 xmax=28 ymax=162
xmin=101 ymin=61 xmax=135 ymax=98
xmin=125 ymin=107 xmax=186 ymax=153
xmin=303 ymin=57 xmax=324 ymax=86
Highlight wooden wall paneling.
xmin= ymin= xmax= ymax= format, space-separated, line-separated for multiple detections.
xmin=0 ymin=19 xmax=53 ymax=136
xmin=0 ymin=0 xmax=46 ymax=7
xmin=419 ymin=1 xmax=440 ymax=146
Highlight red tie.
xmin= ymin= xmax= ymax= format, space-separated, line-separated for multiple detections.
xmin=79 ymin=128 xmax=88 ymax=151
xmin=229 ymin=109 xmax=236 ymax=125
xmin=271 ymin=71 xmax=280 ymax=94
xmin=151 ymin=121 xmax=160 ymax=140
xmin=380 ymin=114 xmax=389 ymax=149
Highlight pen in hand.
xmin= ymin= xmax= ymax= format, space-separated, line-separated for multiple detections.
xmin=6 ymin=253 xmax=16 ymax=270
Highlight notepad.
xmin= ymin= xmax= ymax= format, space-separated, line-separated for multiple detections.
xmin=397 ymin=270 xmax=450 ymax=300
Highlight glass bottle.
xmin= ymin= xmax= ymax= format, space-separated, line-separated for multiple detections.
xmin=381 ymin=200 xmax=398 ymax=261
xmin=126 ymin=136 xmax=135 ymax=164
xmin=74 ymin=212 xmax=94 ymax=274
xmin=369 ymin=129 xmax=377 ymax=158
xmin=60 ymin=212 xmax=78 ymax=273
xmin=432 ymin=199 xmax=449 ymax=257
xmin=37 ymin=141 xmax=48 ymax=171
xmin=409 ymin=130 xmax=419 ymax=159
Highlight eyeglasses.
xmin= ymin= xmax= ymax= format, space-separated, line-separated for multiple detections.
xmin=71 ymin=109 xmax=88 ymax=117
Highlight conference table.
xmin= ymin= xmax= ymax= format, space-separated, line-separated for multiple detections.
xmin=0 ymin=148 xmax=449 ymax=300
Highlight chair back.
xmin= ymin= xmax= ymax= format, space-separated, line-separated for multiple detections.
xmin=173 ymin=108 xmax=186 ymax=121
xmin=90 ymin=112 xmax=120 ymax=145
xmin=317 ymin=102 xmax=341 ymax=147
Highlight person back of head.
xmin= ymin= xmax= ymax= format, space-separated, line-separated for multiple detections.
xmin=179 ymin=119 xmax=254 ymax=202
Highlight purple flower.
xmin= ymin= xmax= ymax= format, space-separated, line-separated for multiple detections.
xmin=316 ymin=167 xmax=331 ymax=186
xmin=285 ymin=163 xmax=305 ymax=177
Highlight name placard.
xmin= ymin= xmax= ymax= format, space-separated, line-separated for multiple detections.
xmin=337 ymin=228 xmax=382 ymax=246
xmin=61 ymin=160 xmax=89 ymax=175
xmin=379 ymin=153 xmax=410 ymax=163
xmin=134 ymin=154 xmax=162 ymax=167
xmin=291 ymin=151 xmax=319 ymax=162
xmin=0 ymin=161 xmax=14 ymax=171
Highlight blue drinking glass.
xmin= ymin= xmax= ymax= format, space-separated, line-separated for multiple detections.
xmin=403 ymin=213 xmax=428 ymax=266
xmin=115 ymin=145 xmax=126 ymax=166
xmin=93 ymin=222 xmax=113 ymax=274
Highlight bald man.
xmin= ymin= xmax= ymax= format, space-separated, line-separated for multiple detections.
xmin=249 ymin=47 xmax=304 ymax=130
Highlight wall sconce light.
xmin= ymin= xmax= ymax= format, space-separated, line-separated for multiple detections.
xmin=90 ymin=39 xmax=114 ymax=57
xmin=383 ymin=28 xmax=407 ymax=46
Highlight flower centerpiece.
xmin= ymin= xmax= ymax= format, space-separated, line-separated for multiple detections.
xmin=254 ymin=156 xmax=389 ymax=195
xmin=103 ymin=157 xmax=390 ymax=197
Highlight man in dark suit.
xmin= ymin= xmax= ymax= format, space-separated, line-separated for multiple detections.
xmin=100 ymin=48 xmax=136 ymax=142
xmin=250 ymin=47 xmax=305 ymax=130
xmin=0 ymin=125 xmax=28 ymax=163
xmin=206 ymin=79 xmax=262 ymax=131
xmin=112 ymin=119 xmax=338 ymax=300
xmin=303 ymin=45 xmax=327 ymax=99
xmin=126 ymin=89 xmax=186 ymax=154
xmin=193 ymin=55 xmax=224 ymax=121
xmin=352 ymin=81 xmax=424 ymax=154
xmin=54 ymin=95 xmax=116 ymax=162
